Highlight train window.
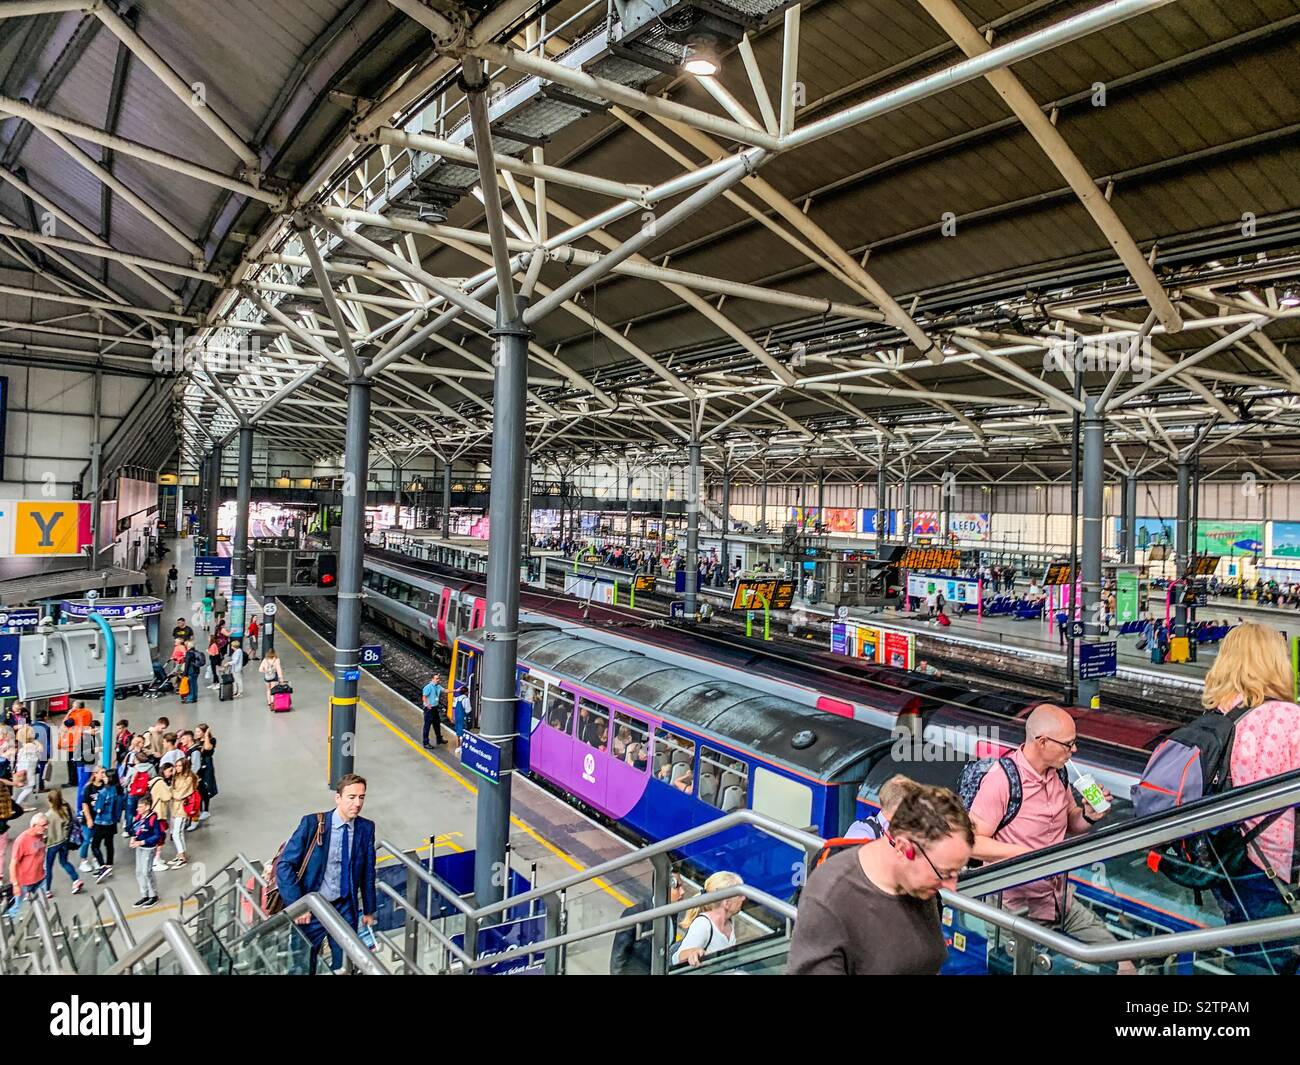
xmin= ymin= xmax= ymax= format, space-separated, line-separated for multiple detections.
xmin=459 ymin=598 xmax=473 ymax=631
xmin=577 ymin=698 xmax=609 ymax=751
xmin=699 ymin=745 xmax=748 ymax=812
xmin=543 ymin=688 xmax=574 ymax=734
xmin=520 ymin=674 xmax=547 ymax=724
xmin=752 ymin=767 xmax=812 ymax=829
xmin=653 ymin=731 xmax=696 ymax=794
xmin=612 ymin=711 xmax=650 ymax=772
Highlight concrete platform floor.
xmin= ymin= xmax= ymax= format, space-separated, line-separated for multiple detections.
xmin=18 ymin=537 xmax=637 ymax=973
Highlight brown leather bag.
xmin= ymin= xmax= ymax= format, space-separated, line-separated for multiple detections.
xmin=262 ymin=813 xmax=324 ymax=915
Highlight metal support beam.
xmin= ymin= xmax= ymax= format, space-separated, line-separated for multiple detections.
xmin=329 ymin=369 xmax=372 ymax=788
xmin=685 ymin=439 xmax=701 ymax=617
xmin=720 ymin=457 xmax=731 ymax=578
xmin=474 ymin=297 xmax=532 ymax=909
xmin=231 ymin=424 xmax=253 ymax=640
xmin=1174 ymin=454 xmax=1190 ymax=641
xmin=1122 ymin=471 xmax=1137 ymax=565
xmin=1078 ymin=395 xmax=1104 ymax=708
xmin=442 ymin=460 xmax=452 ymax=539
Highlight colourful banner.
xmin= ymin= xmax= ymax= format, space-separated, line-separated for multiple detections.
xmin=823 ymin=507 xmax=858 ymax=534
xmin=1 ymin=500 xmax=93 ymax=556
xmin=859 ymin=509 xmax=898 ymax=536
xmin=948 ymin=512 xmax=990 ymax=541
xmin=1274 ymin=522 xmax=1300 ymax=559
xmin=912 ymin=511 xmax=940 ymax=536
xmin=1198 ymin=520 xmax=1263 ymax=555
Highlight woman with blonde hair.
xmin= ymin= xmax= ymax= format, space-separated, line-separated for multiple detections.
xmin=1201 ymin=622 xmax=1300 ymax=973
xmin=166 ymin=760 xmax=200 ymax=868
xmin=258 ymin=648 xmax=284 ymax=709
xmin=672 ymin=870 xmax=744 ymax=967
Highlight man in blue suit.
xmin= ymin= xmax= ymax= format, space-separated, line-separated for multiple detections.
xmin=275 ymin=773 xmax=377 ymax=973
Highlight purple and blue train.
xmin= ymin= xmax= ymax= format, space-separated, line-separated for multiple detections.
xmin=451 ymin=624 xmax=889 ymax=898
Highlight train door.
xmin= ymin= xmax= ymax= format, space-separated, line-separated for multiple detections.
xmin=569 ymin=696 xmax=610 ymax=811
xmin=470 ymin=597 xmax=486 ymax=629
xmin=436 ymin=588 xmax=450 ymax=645
xmin=446 ymin=591 xmax=460 ymax=643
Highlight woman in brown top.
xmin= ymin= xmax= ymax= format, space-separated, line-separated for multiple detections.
xmin=787 ymin=784 xmax=973 ymax=975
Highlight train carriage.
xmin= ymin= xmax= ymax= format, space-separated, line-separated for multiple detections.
xmin=452 ymin=625 xmax=887 ymax=898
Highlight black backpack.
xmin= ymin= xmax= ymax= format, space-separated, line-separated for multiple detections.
xmin=958 ymin=756 xmax=1070 ymax=834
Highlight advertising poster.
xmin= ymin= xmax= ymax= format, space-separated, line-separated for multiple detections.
xmin=1116 ymin=570 xmax=1140 ymax=624
xmin=859 ymin=509 xmax=898 ymax=536
xmin=912 ymin=511 xmax=940 ymax=536
xmin=1272 ymin=522 xmax=1300 ymax=558
xmin=1197 ymin=520 xmax=1263 ymax=555
xmin=948 ymin=512 xmax=990 ymax=541
xmin=883 ymin=631 xmax=915 ymax=669
xmin=823 ymin=507 xmax=858 ymax=533
xmin=907 ymin=572 xmax=980 ymax=606
xmin=1133 ymin=517 xmax=1174 ymax=548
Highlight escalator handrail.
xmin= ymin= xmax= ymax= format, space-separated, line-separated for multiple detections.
xmin=958 ymin=767 xmax=1300 ymax=897
xmin=103 ymin=919 xmax=211 ymax=976
xmin=220 ymin=891 xmax=389 ymax=975
xmin=940 ymin=889 xmax=1300 ymax=965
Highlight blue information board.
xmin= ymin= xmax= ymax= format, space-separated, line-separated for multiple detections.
xmin=0 ymin=634 xmax=18 ymax=697
xmin=1079 ymin=641 xmax=1118 ymax=680
xmin=195 ymin=556 xmax=232 ymax=577
xmin=360 ymin=644 xmax=383 ymax=665
xmin=461 ymin=732 xmax=502 ymax=783
xmin=0 ymin=608 xmax=41 ymax=628
xmin=342 ymin=668 xmax=361 ymax=682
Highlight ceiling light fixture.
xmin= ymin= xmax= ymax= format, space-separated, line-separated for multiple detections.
xmin=1280 ymin=287 xmax=1299 ymax=308
xmin=683 ymin=35 xmax=719 ymax=77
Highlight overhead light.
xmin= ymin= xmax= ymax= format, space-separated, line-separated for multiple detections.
xmin=683 ymin=35 xmax=719 ymax=77
xmin=1281 ymin=287 xmax=1300 ymax=308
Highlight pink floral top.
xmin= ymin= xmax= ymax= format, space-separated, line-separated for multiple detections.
xmin=1223 ymin=698 xmax=1300 ymax=879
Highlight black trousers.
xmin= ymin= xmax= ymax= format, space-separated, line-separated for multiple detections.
xmin=422 ymin=707 xmax=444 ymax=745
xmin=91 ymin=824 xmax=115 ymax=867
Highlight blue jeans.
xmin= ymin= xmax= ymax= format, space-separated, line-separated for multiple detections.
xmin=1212 ymin=866 xmax=1300 ymax=974
xmin=183 ymin=670 xmax=199 ymax=703
xmin=75 ymin=765 xmax=92 ymax=814
xmin=44 ymin=842 xmax=78 ymax=890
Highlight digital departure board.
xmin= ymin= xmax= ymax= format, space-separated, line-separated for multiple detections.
xmin=1042 ymin=561 xmax=1075 ymax=586
xmin=1191 ymin=555 xmax=1221 ymax=576
xmin=731 ymin=579 xmax=796 ymax=611
xmin=633 ymin=573 xmax=656 ymax=592
xmin=898 ymin=547 xmax=962 ymax=571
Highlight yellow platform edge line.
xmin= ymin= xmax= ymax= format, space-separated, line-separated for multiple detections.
xmin=276 ymin=626 xmax=632 ymax=907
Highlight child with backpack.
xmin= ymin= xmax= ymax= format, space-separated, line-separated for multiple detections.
xmin=127 ymin=795 xmax=165 ymax=909
xmin=1135 ymin=623 xmax=1300 ymax=973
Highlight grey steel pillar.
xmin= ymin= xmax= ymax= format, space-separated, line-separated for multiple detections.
xmin=474 ymin=301 xmax=532 ymax=908
xmin=522 ymin=453 xmax=533 ymax=555
xmin=1175 ymin=454 xmax=1191 ymax=639
xmin=816 ymin=465 xmax=825 ymax=521
xmin=660 ymin=466 xmax=669 ymax=542
xmin=759 ymin=459 xmax=768 ymax=534
xmin=205 ymin=447 xmax=222 ymax=601
xmin=88 ymin=367 xmax=103 ymax=568
xmin=329 ymin=370 xmax=372 ymax=789
xmin=1120 ymin=471 xmax=1136 ymax=564
xmin=1078 ymin=396 xmax=1105 ymax=708
xmin=902 ymin=461 xmax=913 ymax=545
xmin=720 ymin=459 xmax=732 ymax=576
xmin=394 ymin=463 xmax=403 ymax=527
xmin=441 ymin=460 xmax=452 ymax=539
xmin=625 ymin=463 xmax=633 ymax=548
xmin=685 ymin=441 xmax=701 ymax=616
xmin=876 ymin=443 xmax=888 ymax=543
xmin=230 ymin=425 xmax=253 ymax=640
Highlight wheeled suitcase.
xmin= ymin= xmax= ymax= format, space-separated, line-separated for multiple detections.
xmin=271 ymin=682 xmax=293 ymax=712
xmin=219 ymin=674 xmax=234 ymax=701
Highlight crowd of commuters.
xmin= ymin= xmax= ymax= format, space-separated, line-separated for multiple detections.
xmin=0 ymin=699 xmax=220 ymax=913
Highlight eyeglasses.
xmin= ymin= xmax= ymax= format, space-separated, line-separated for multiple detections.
xmin=909 ymin=838 xmax=963 ymax=882
xmin=1041 ymin=735 xmax=1078 ymax=752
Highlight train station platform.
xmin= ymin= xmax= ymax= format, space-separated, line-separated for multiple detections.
xmin=41 ymin=538 xmax=636 ymax=972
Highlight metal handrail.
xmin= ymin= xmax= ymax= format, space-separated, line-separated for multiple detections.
xmin=100 ymin=889 xmax=135 ymax=951
xmin=221 ymin=892 xmax=389 ymax=975
xmin=379 ymin=807 xmax=822 ymax=924
xmin=179 ymin=851 xmax=266 ymax=917
xmin=960 ymin=769 xmax=1300 ymax=897
xmin=941 ymin=889 xmax=1300 ymax=964
xmin=451 ymin=883 xmax=796 ymax=974
xmin=104 ymin=919 xmax=211 ymax=975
